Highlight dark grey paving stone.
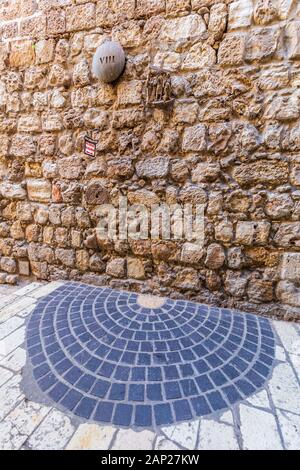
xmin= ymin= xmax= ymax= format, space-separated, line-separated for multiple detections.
xmin=26 ymin=282 xmax=276 ymax=430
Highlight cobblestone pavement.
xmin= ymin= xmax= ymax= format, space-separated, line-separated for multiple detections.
xmin=0 ymin=282 xmax=299 ymax=450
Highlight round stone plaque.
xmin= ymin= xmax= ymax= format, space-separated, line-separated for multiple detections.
xmin=92 ymin=40 xmax=126 ymax=83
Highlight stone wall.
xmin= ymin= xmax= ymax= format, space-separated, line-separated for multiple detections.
xmin=0 ymin=0 xmax=300 ymax=320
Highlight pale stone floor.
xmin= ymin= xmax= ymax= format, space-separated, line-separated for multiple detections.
xmin=0 ymin=281 xmax=299 ymax=451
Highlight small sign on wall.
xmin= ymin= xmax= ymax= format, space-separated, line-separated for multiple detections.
xmin=84 ymin=130 xmax=99 ymax=157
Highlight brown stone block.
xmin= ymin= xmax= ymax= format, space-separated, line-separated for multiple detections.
xmin=47 ymin=8 xmax=66 ymax=35
xmin=233 ymin=160 xmax=289 ymax=188
xmin=18 ymin=260 xmax=30 ymax=276
xmin=135 ymin=0 xmax=166 ymax=18
xmin=218 ymin=33 xmax=246 ymax=66
xmin=66 ymin=3 xmax=96 ymax=32
xmin=0 ymin=0 xmax=37 ymax=22
xmin=0 ymin=21 xmax=18 ymax=40
xmin=20 ymin=15 xmax=47 ymax=39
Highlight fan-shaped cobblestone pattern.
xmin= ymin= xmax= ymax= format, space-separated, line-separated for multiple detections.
xmin=26 ymin=283 xmax=275 ymax=429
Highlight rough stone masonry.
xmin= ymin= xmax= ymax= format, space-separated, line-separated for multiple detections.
xmin=0 ymin=0 xmax=300 ymax=320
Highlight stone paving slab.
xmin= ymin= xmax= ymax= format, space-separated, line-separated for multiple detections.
xmin=0 ymin=281 xmax=298 ymax=450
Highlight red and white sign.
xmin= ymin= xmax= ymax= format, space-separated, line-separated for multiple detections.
xmin=84 ymin=136 xmax=97 ymax=157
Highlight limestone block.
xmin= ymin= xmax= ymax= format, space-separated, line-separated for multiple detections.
xmin=47 ymin=8 xmax=66 ymax=36
xmin=0 ymin=257 xmax=17 ymax=274
xmin=254 ymin=0 xmax=278 ymax=25
xmin=182 ymin=124 xmax=207 ymax=152
xmin=236 ymin=221 xmax=271 ymax=245
xmin=257 ymin=66 xmax=289 ymax=90
xmin=127 ymin=257 xmax=146 ymax=280
xmin=58 ymin=157 xmax=82 ymax=180
xmin=66 ymin=3 xmax=96 ymax=32
xmin=42 ymin=112 xmax=63 ymax=132
xmin=277 ymin=281 xmax=300 ymax=307
xmin=20 ymin=14 xmax=47 ymax=39
xmin=136 ymin=157 xmax=170 ymax=179
xmin=73 ymin=59 xmax=90 ymax=87
xmin=247 ymin=278 xmax=274 ymax=302
xmin=96 ymin=0 xmax=135 ymax=27
xmin=135 ymin=0 xmax=166 ymax=18
xmin=55 ymin=248 xmax=75 ymax=268
xmin=0 ymin=43 xmax=9 ymax=72
xmin=170 ymin=160 xmax=189 ymax=182
xmin=245 ymin=27 xmax=280 ymax=62
xmin=173 ymin=101 xmax=199 ymax=124
xmin=265 ymin=193 xmax=293 ymax=219
xmin=233 ymin=160 xmax=289 ymax=187
xmin=0 ymin=183 xmax=26 ymax=200
xmin=285 ymin=22 xmax=300 ymax=60
xmin=205 ymin=244 xmax=226 ymax=270
xmin=128 ymin=189 xmax=159 ymax=207
xmin=276 ymin=0 xmax=293 ymax=19
xmin=264 ymin=91 xmax=300 ymax=121
xmin=76 ymin=250 xmax=90 ymax=272
xmin=96 ymin=83 xmax=116 ymax=106
xmin=117 ymin=81 xmax=143 ymax=106
xmin=18 ymin=115 xmax=41 ymax=133
xmin=27 ymin=179 xmax=52 ymax=203
xmin=274 ymin=223 xmax=300 ymax=247
xmin=215 ymin=221 xmax=234 ymax=243
xmin=174 ymin=268 xmax=200 ymax=290
xmin=192 ymin=162 xmax=221 ymax=183
xmin=179 ymin=184 xmax=207 ymax=204
xmin=17 ymin=260 xmax=30 ymax=276
xmin=291 ymin=165 xmax=300 ymax=187
xmin=9 ymin=40 xmax=35 ymax=69
xmin=228 ymin=0 xmax=253 ymax=29
xmin=281 ymin=253 xmax=300 ymax=282
xmin=166 ymin=0 xmax=190 ymax=16
xmin=208 ymin=3 xmax=228 ymax=38
xmin=106 ymin=258 xmax=126 ymax=278
xmin=85 ymin=182 xmax=110 ymax=205
xmin=161 ymin=14 xmax=206 ymax=42
xmin=183 ymin=43 xmax=217 ymax=70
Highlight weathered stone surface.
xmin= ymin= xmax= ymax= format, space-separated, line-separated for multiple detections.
xmin=205 ymin=243 xmax=226 ymax=270
xmin=136 ymin=157 xmax=169 ymax=179
xmin=9 ymin=40 xmax=35 ymax=68
xmin=27 ymin=179 xmax=52 ymax=203
xmin=285 ymin=21 xmax=300 ymax=60
xmin=106 ymin=258 xmax=126 ymax=278
xmin=228 ymin=1 xmax=253 ymax=30
xmin=245 ymin=27 xmax=280 ymax=62
xmin=10 ymin=135 xmax=36 ymax=157
xmin=236 ymin=221 xmax=270 ymax=246
xmin=254 ymin=0 xmax=278 ymax=25
xmin=192 ymin=162 xmax=221 ymax=183
xmin=233 ymin=161 xmax=289 ymax=187
xmin=274 ymin=223 xmax=300 ymax=248
xmin=0 ymin=0 xmax=297 ymax=319
xmin=127 ymin=257 xmax=146 ymax=280
xmin=85 ymin=182 xmax=110 ymax=205
xmin=182 ymin=125 xmax=207 ymax=152
xmin=218 ymin=33 xmax=246 ymax=65
xmin=66 ymin=3 xmax=96 ymax=32
xmin=265 ymin=193 xmax=293 ymax=219
xmin=0 ymin=183 xmax=26 ymax=200
xmin=161 ymin=14 xmax=206 ymax=43
xmin=281 ymin=253 xmax=300 ymax=282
